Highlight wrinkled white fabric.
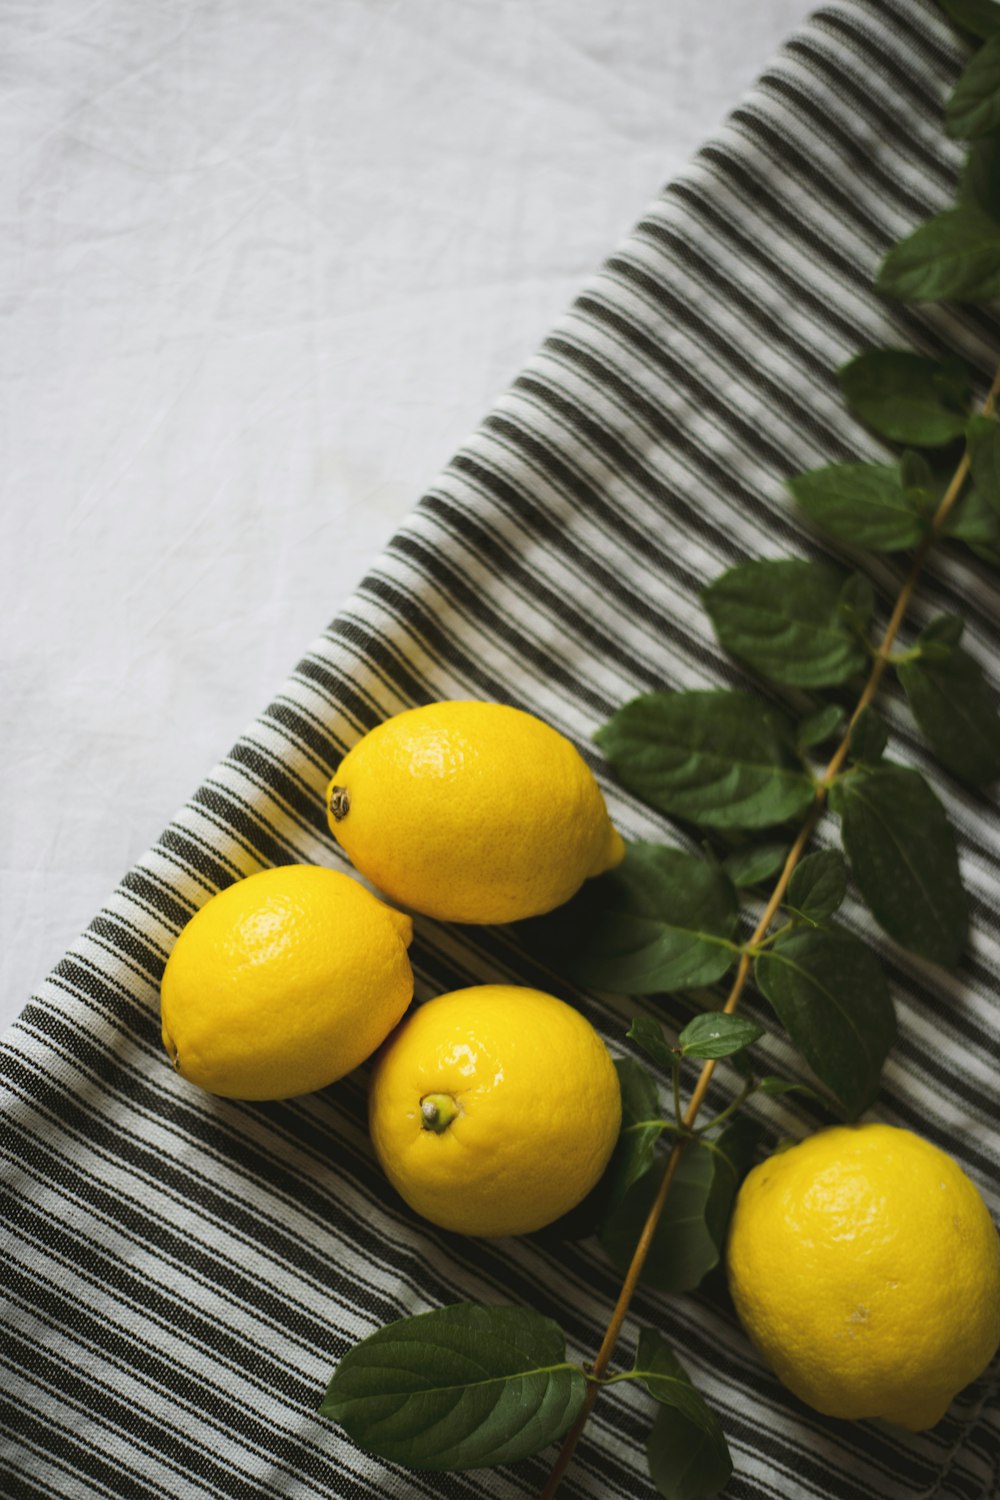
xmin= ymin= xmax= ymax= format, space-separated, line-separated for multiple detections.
xmin=1 ymin=0 xmax=814 ymax=1032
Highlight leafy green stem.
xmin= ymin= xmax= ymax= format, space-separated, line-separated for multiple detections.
xmin=538 ymin=356 xmax=1000 ymax=1500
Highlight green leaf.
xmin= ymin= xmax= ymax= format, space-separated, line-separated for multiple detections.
xmin=522 ymin=843 xmax=741 ymax=994
xmin=966 ymin=414 xmax=1000 ymax=511
xmin=789 ymin=462 xmax=929 ymax=550
xmin=829 ymin=766 xmax=968 ymax=967
xmin=722 ymin=841 xmax=791 ymax=888
xmin=678 ymin=1013 xmax=763 ymax=1060
xmin=601 ymin=1121 xmax=760 ymax=1291
xmin=944 ymin=483 xmax=1000 ymax=546
xmin=837 ymin=350 xmax=971 ymax=446
xmin=321 ymin=1304 xmax=586 ymax=1470
xmin=848 ymin=705 xmax=889 ymax=766
xmin=918 ymin=614 xmax=965 ymax=656
xmin=605 ymin=1056 xmax=667 ymax=1210
xmin=939 ymin=0 xmax=1000 ymax=39
xmin=785 ymin=849 xmax=848 ymax=923
xmin=627 ymin=1017 xmax=677 ymax=1074
xmin=703 ymin=559 xmax=869 ymax=688
xmin=702 ymin=1117 xmax=764 ymax=1244
xmin=876 ymin=208 xmax=1000 ymax=303
xmin=757 ymin=1075 xmax=828 ymax=1104
xmin=961 ymin=135 xmax=1000 ymax=221
xmin=635 ymin=1331 xmax=733 ymax=1500
xmin=797 ymin=704 xmax=847 ymax=753
xmin=898 ymin=635 xmax=1000 ymax=785
xmin=946 ymin=34 xmax=1000 ymax=138
xmin=838 ymin=572 xmax=876 ymax=640
xmin=754 ymin=926 xmax=896 ymax=1119
xmin=596 ymin=691 xmax=816 ymax=831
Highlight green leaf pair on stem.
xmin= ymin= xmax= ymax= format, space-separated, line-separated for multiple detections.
xmin=322 ymin=1305 xmax=729 ymax=1500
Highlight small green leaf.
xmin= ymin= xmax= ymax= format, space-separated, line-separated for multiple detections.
xmin=919 ymin=614 xmax=965 ymax=655
xmin=829 ymin=765 xmax=968 ymax=967
xmin=635 ymin=1331 xmax=733 ymax=1500
xmin=785 ymin=849 xmax=848 ymax=923
xmin=966 ymin=415 xmax=1000 ymax=511
xmin=876 ymin=208 xmax=1000 ymax=303
xmin=961 ymin=135 xmax=1000 ymax=221
xmin=754 ymin=926 xmax=896 ymax=1119
xmin=678 ymin=1013 xmax=763 ymax=1060
xmin=789 ymin=462 xmax=929 ymax=550
xmin=946 ymin=34 xmax=1000 ymax=138
xmin=943 ymin=483 xmax=1000 ymax=546
xmin=596 ymin=691 xmax=816 ymax=831
xmin=522 ymin=843 xmax=741 ymax=995
xmin=321 ymin=1304 xmax=586 ymax=1470
xmin=797 ymin=704 xmax=848 ymax=753
xmin=627 ymin=1017 xmax=677 ymax=1073
xmin=848 ymin=705 xmax=889 ymax=765
xmin=898 ymin=636 xmax=1000 ymax=785
xmin=704 ymin=559 xmax=869 ymax=687
xmin=837 ymin=351 xmax=971 ymax=446
xmin=837 ymin=572 xmax=876 ymax=640
xmin=939 ymin=0 xmax=1000 ymax=39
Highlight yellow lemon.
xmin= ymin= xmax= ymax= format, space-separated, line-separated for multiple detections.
xmin=324 ymin=700 xmax=625 ymax=924
xmin=368 ymin=984 xmax=622 ymax=1237
xmin=160 ymin=865 xmax=414 ymax=1100
xmin=726 ymin=1123 xmax=1000 ymax=1430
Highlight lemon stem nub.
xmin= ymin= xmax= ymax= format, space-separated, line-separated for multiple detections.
xmin=420 ymin=1093 xmax=459 ymax=1134
xmin=329 ymin=785 xmax=350 ymax=822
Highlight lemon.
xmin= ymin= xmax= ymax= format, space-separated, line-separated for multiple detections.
xmin=324 ymin=701 xmax=625 ymax=924
xmin=368 ymin=984 xmax=622 ymax=1237
xmin=160 ymin=865 xmax=414 ymax=1100
xmin=726 ymin=1123 xmax=1000 ymax=1430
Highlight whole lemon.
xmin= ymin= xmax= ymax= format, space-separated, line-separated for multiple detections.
xmin=726 ymin=1123 xmax=1000 ymax=1430
xmin=368 ymin=984 xmax=622 ymax=1237
xmin=161 ymin=865 xmax=414 ymax=1100
xmin=324 ymin=701 xmax=625 ymax=924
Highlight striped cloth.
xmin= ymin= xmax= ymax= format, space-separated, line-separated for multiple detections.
xmin=3 ymin=1 xmax=999 ymax=1496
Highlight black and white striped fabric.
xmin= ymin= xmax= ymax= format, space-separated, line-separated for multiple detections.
xmin=3 ymin=2 xmax=998 ymax=1496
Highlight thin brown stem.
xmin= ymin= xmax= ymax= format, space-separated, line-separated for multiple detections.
xmin=538 ymin=361 xmax=1000 ymax=1499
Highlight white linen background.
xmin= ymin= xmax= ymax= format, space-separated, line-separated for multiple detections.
xmin=1 ymin=0 xmax=816 ymax=1034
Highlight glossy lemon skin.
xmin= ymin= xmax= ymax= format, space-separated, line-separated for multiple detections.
xmin=325 ymin=701 xmax=625 ymax=924
xmin=368 ymin=984 xmax=622 ymax=1237
xmin=160 ymin=865 xmax=413 ymax=1100
xmin=726 ymin=1124 xmax=1000 ymax=1430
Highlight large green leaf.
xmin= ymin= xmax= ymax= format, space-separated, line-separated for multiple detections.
xmin=519 ymin=842 xmax=741 ymax=994
xmin=596 ymin=691 xmax=816 ymax=831
xmin=722 ymin=841 xmax=791 ymax=888
xmin=876 ymin=208 xmax=1000 ymax=303
xmin=829 ymin=766 xmax=968 ymax=968
xmin=946 ymin=33 xmax=1000 ymax=138
xmin=837 ymin=352 xmax=971 ymax=447
xmin=321 ymin=1304 xmax=586 ymax=1470
xmin=789 ymin=462 xmax=928 ymax=550
xmin=784 ymin=849 xmax=848 ymax=924
xmin=898 ymin=630 xmax=1000 ymax=785
xmin=635 ymin=1331 xmax=732 ymax=1500
xmin=703 ymin=559 xmax=869 ymax=687
xmin=754 ymin=926 xmax=896 ymax=1119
